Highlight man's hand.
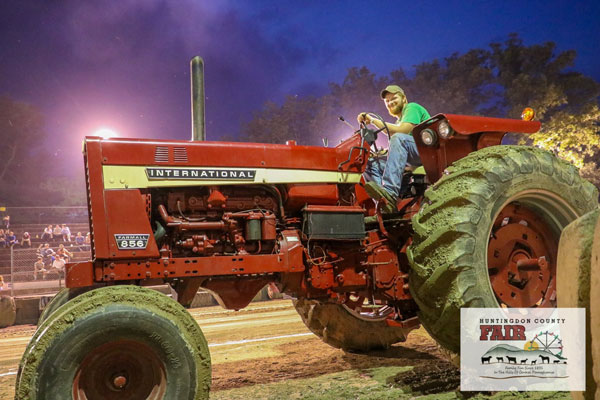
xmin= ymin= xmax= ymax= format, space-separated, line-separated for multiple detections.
xmin=357 ymin=112 xmax=372 ymax=125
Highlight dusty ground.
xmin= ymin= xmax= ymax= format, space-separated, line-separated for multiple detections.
xmin=0 ymin=300 xmax=570 ymax=399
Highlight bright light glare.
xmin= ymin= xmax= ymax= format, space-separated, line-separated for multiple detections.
xmin=94 ymin=127 xmax=118 ymax=139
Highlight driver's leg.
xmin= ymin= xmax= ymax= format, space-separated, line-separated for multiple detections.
xmin=382 ymin=133 xmax=420 ymax=197
xmin=382 ymin=133 xmax=421 ymax=198
xmin=364 ymin=155 xmax=386 ymax=185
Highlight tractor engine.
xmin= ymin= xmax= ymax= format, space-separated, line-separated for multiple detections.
xmin=151 ymin=186 xmax=279 ymax=257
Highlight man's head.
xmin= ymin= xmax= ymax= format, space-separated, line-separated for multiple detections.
xmin=380 ymin=85 xmax=407 ymax=118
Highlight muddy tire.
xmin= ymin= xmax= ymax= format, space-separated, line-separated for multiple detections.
xmin=16 ymin=285 xmax=211 ymax=400
xmin=0 ymin=295 xmax=16 ymax=328
xmin=293 ymin=298 xmax=415 ymax=352
xmin=38 ymin=287 xmax=92 ymax=325
xmin=408 ymin=145 xmax=597 ymax=353
xmin=557 ymin=209 xmax=600 ymax=399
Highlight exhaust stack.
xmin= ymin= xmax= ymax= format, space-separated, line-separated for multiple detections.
xmin=191 ymin=56 xmax=206 ymax=141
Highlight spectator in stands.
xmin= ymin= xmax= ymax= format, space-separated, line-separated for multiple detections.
xmin=0 ymin=229 xmax=5 ymax=247
xmin=42 ymin=243 xmax=56 ymax=266
xmin=53 ymin=225 xmax=62 ymax=240
xmin=0 ymin=275 xmax=6 ymax=291
xmin=2 ymin=215 xmax=9 ymax=230
xmin=45 ymin=255 xmax=66 ymax=279
xmin=34 ymin=256 xmax=47 ymax=280
xmin=41 ymin=225 xmax=53 ymax=241
xmin=57 ymin=243 xmax=73 ymax=262
xmin=74 ymin=232 xmax=85 ymax=251
xmin=61 ymin=224 xmax=71 ymax=242
xmin=6 ymin=231 xmax=18 ymax=247
xmin=84 ymin=232 xmax=91 ymax=250
xmin=21 ymin=231 xmax=32 ymax=248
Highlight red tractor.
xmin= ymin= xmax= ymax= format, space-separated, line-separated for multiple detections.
xmin=15 ymin=61 xmax=597 ymax=399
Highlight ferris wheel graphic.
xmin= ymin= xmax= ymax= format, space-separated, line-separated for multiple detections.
xmin=525 ymin=331 xmax=563 ymax=357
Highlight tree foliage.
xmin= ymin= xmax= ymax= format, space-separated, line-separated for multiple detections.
xmin=0 ymin=97 xmax=44 ymax=184
xmin=0 ymin=97 xmax=75 ymax=206
xmin=241 ymin=34 xmax=600 ymax=183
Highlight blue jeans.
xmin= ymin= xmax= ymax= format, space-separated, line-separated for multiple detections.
xmin=365 ymin=133 xmax=421 ymax=198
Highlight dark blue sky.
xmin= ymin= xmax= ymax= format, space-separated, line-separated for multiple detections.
xmin=1 ymin=0 xmax=599 ymax=174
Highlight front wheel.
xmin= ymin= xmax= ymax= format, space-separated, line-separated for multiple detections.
xmin=16 ymin=285 xmax=211 ymax=400
xmin=408 ymin=145 xmax=598 ymax=353
xmin=38 ymin=286 xmax=93 ymax=324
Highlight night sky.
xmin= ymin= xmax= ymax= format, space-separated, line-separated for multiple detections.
xmin=1 ymin=0 xmax=599 ymax=175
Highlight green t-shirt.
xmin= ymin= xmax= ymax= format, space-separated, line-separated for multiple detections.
xmin=396 ymin=102 xmax=431 ymax=134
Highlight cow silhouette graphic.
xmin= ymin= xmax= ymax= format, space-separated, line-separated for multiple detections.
xmin=496 ymin=357 xmax=504 ymax=363
xmin=481 ymin=356 xmax=492 ymax=364
xmin=507 ymin=356 xmax=517 ymax=364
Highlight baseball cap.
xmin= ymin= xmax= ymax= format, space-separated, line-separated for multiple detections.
xmin=380 ymin=85 xmax=405 ymax=98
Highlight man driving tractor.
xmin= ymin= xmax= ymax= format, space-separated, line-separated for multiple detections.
xmin=357 ymin=85 xmax=430 ymax=212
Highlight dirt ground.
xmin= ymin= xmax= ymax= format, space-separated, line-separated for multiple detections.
xmin=0 ymin=300 xmax=570 ymax=399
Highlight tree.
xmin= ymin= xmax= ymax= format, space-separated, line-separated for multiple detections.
xmin=390 ymin=49 xmax=496 ymax=116
xmin=0 ymin=96 xmax=76 ymax=207
xmin=0 ymin=97 xmax=43 ymax=183
xmin=243 ymin=95 xmax=321 ymax=145
xmin=489 ymin=34 xmax=600 ymax=167
xmin=240 ymin=35 xmax=600 ymax=185
xmin=0 ymin=97 xmax=57 ymax=206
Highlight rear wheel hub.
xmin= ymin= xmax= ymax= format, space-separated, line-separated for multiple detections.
xmin=488 ymin=203 xmax=557 ymax=308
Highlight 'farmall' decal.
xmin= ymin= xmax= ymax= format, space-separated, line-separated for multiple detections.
xmin=115 ymin=234 xmax=150 ymax=250
xmin=146 ymin=168 xmax=256 ymax=180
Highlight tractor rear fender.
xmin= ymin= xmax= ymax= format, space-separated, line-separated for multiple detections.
xmin=412 ymin=113 xmax=541 ymax=184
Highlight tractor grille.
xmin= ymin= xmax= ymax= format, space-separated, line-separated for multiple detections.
xmin=173 ymin=147 xmax=188 ymax=162
xmin=154 ymin=146 xmax=169 ymax=163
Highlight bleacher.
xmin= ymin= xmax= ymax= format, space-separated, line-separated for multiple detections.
xmin=6 ymin=222 xmax=91 ymax=245
xmin=0 ymin=222 xmax=91 ymax=284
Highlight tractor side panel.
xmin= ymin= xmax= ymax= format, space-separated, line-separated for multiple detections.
xmin=104 ymin=190 xmax=159 ymax=259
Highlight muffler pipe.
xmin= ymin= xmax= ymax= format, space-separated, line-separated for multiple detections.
xmin=191 ymin=56 xmax=206 ymax=141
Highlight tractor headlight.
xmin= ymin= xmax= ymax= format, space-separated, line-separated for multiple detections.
xmin=420 ymin=129 xmax=437 ymax=146
xmin=438 ymin=120 xmax=453 ymax=139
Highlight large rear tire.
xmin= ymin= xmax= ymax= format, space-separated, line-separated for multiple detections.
xmin=15 ymin=285 xmax=211 ymax=400
xmin=557 ymin=208 xmax=600 ymax=399
xmin=408 ymin=145 xmax=597 ymax=353
xmin=293 ymin=298 xmax=416 ymax=352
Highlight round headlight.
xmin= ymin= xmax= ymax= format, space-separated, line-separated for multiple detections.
xmin=438 ymin=120 xmax=453 ymax=139
xmin=420 ymin=129 xmax=437 ymax=146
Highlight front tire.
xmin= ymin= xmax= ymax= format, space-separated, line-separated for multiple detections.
xmin=408 ymin=145 xmax=597 ymax=353
xmin=38 ymin=286 xmax=92 ymax=324
xmin=16 ymin=285 xmax=211 ymax=400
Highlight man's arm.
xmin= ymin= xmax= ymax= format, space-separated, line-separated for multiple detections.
xmin=357 ymin=112 xmax=415 ymax=135
xmin=369 ymin=118 xmax=415 ymax=135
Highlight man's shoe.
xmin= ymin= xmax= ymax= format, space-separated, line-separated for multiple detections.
xmin=364 ymin=215 xmax=378 ymax=224
xmin=364 ymin=182 xmax=397 ymax=213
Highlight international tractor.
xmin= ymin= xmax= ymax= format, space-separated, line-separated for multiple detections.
xmin=14 ymin=58 xmax=598 ymax=399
